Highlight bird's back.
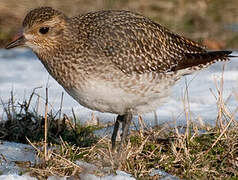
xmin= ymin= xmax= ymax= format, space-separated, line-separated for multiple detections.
xmin=69 ymin=10 xmax=230 ymax=76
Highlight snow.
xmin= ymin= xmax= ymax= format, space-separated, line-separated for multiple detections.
xmin=0 ymin=48 xmax=238 ymax=179
xmin=79 ymin=171 xmax=136 ymax=180
xmin=0 ymin=174 xmax=37 ymax=180
xmin=150 ymin=169 xmax=180 ymax=180
xmin=0 ymin=141 xmax=36 ymax=175
xmin=0 ymin=141 xmax=137 ymax=179
xmin=0 ymin=173 xmax=136 ymax=180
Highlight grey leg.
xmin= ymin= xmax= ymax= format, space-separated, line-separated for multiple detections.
xmin=111 ymin=115 xmax=124 ymax=150
xmin=121 ymin=116 xmax=126 ymax=139
xmin=118 ymin=113 xmax=133 ymax=152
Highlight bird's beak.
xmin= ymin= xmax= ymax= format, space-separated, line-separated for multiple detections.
xmin=5 ymin=29 xmax=26 ymax=49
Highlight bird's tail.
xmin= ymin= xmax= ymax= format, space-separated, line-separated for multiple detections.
xmin=173 ymin=50 xmax=235 ymax=72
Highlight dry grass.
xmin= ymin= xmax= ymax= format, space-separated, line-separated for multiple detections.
xmin=28 ymin=139 xmax=84 ymax=179
xmin=23 ymin=119 xmax=238 ymax=179
xmin=0 ymin=69 xmax=237 ymax=179
xmin=78 ymin=84 xmax=238 ymax=179
xmin=82 ymin=125 xmax=238 ymax=179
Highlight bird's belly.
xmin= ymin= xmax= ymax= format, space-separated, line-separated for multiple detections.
xmin=65 ymin=73 xmax=180 ymax=115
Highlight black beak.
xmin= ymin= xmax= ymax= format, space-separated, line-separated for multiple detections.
xmin=5 ymin=29 xmax=26 ymax=49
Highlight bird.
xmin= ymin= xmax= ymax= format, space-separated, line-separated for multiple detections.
xmin=6 ymin=7 xmax=234 ymax=151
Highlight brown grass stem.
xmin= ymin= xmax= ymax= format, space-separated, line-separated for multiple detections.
xmin=44 ymin=87 xmax=49 ymax=161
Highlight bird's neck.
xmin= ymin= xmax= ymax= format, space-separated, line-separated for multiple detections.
xmin=34 ymin=21 xmax=94 ymax=89
xmin=35 ymin=35 xmax=87 ymax=90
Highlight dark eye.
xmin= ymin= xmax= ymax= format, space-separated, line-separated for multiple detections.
xmin=39 ymin=27 xmax=49 ymax=34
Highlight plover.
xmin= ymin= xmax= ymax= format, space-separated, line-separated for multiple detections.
xmin=6 ymin=7 xmax=233 ymax=151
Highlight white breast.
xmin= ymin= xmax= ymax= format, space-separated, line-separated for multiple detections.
xmin=65 ymin=72 xmax=181 ymax=115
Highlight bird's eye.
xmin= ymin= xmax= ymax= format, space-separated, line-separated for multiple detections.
xmin=39 ymin=27 xmax=49 ymax=34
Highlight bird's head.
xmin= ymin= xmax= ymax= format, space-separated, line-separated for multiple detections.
xmin=6 ymin=7 xmax=70 ymax=54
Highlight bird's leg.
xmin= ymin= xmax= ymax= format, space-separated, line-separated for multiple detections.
xmin=111 ymin=115 xmax=124 ymax=150
xmin=118 ymin=113 xmax=133 ymax=152
xmin=121 ymin=117 xmax=126 ymax=139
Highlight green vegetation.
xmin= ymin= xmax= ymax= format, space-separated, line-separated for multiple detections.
xmin=0 ymin=90 xmax=99 ymax=147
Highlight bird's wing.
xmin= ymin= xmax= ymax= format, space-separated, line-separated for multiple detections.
xmin=171 ymin=50 xmax=231 ymax=72
xmin=79 ymin=10 xmax=230 ymax=75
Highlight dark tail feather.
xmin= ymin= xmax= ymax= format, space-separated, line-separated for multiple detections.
xmin=173 ymin=50 xmax=234 ymax=71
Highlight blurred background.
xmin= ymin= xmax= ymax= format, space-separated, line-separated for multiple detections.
xmin=0 ymin=0 xmax=238 ymax=49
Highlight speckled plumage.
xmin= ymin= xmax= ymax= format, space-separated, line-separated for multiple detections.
xmin=6 ymin=7 xmax=233 ymax=149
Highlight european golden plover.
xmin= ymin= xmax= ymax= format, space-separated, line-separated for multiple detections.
xmin=6 ymin=7 xmax=233 ymax=151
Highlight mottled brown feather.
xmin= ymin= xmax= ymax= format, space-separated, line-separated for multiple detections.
xmin=68 ymin=10 xmax=231 ymax=75
xmin=23 ymin=7 xmax=66 ymax=28
xmin=20 ymin=8 xmax=233 ymax=77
